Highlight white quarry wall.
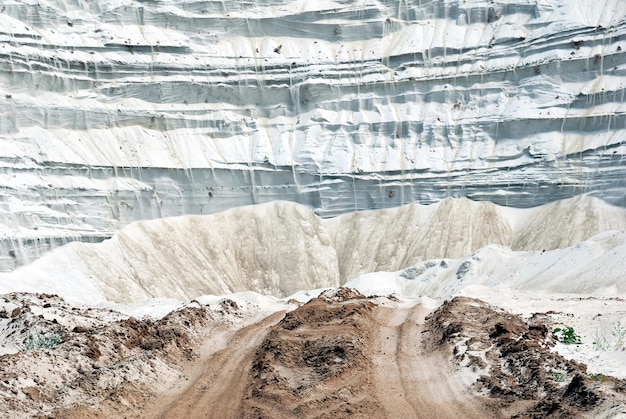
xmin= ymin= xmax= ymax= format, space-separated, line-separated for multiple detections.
xmin=0 ymin=0 xmax=625 ymax=270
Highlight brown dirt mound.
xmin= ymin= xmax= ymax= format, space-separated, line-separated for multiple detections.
xmin=0 ymin=293 xmax=228 ymax=418
xmin=242 ymin=293 xmax=382 ymax=418
xmin=2 ymin=291 xmax=625 ymax=418
xmin=424 ymin=297 xmax=626 ymax=418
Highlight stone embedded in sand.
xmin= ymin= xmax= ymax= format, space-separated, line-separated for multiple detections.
xmin=10 ymin=307 xmax=21 ymax=318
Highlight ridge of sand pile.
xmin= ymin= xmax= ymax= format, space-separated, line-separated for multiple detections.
xmin=4 ymin=290 xmax=624 ymax=418
xmin=3 ymin=195 xmax=625 ymax=303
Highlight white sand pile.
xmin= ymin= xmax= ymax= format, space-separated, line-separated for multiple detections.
xmin=0 ymin=195 xmax=624 ymax=304
xmin=0 ymin=202 xmax=340 ymax=303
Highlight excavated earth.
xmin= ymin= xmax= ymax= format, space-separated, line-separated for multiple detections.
xmin=1 ymin=290 xmax=625 ymax=418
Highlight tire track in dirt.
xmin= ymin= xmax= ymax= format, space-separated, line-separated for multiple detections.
xmin=373 ymin=303 xmax=490 ymax=419
xmin=371 ymin=305 xmax=419 ymax=417
xmin=151 ymin=294 xmax=492 ymax=419
xmin=153 ymin=311 xmax=286 ymax=419
xmin=8 ymin=292 xmax=626 ymax=419
xmin=120 ymin=293 xmax=625 ymax=419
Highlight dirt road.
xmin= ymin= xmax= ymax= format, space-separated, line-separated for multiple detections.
xmin=372 ymin=303 xmax=489 ymax=418
xmin=22 ymin=291 xmax=624 ymax=419
xmin=145 ymin=291 xmax=492 ymax=418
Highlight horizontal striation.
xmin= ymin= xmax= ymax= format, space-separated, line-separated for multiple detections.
xmin=0 ymin=0 xmax=625 ymax=270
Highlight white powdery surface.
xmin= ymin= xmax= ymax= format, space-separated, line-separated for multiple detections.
xmin=0 ymin=0 xmax=625 ymax=269
xmin=0 ymin=201 xmax=341 ymax=304
xmin=349 ymin=229 xmax=626 ymax=298
xmin=0 ymin=195 xmax=624 ymax=305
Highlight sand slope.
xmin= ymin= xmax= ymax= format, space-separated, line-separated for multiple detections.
xmin=1 ymin=195 xmax=624 ymax=303
xmin=0 ymin=201 xmax=340 ymax=303
xmin=348 ymin=229 xmax=626 ymax=298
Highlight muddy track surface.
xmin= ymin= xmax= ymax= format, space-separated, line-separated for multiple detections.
xmin=2 ymin=291 xmax=626 ymax=418
xmin=171 ymin=290 xmax=490 ymax=419
xmin=373 ymin=303 xmax=490 ymax=418
xmin=152 ymin=310 xmax=287 ymax=418
xmin=152 ymin=292 xmax=626 ymax=419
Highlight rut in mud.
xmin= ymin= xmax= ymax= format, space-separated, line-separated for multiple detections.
xmin=2 ymin=291 xmax=626 ymax=418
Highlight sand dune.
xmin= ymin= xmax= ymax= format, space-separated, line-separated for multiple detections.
xmin=348 ymin=229 xmax=626 ymax=298
xmin=1 ymin=195 xmax=624 ymax=304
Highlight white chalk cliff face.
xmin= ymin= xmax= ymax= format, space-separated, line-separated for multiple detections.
xmin=1 ymin=0 xmax=625 ymax=270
